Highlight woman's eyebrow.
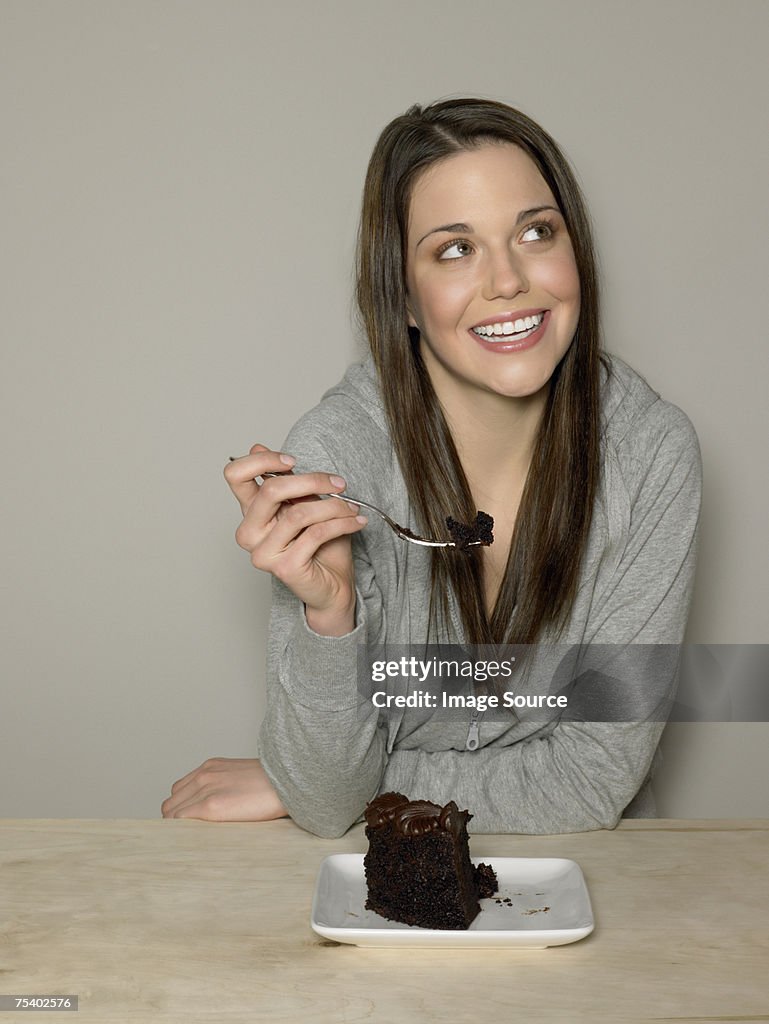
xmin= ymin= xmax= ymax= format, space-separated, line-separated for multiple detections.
xmin=415 ymin=205 xmax=560 ymax=249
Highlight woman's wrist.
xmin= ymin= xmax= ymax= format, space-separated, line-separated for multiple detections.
xmin=304 ymin=598 xmax=357 ymax=637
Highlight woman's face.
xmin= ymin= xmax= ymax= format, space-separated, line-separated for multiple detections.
xmin=404 ymin=143 xmax=581 ymax=405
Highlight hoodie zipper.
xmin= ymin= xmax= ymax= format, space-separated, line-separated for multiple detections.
xmin=466 ymin=709 xmax=482 ymax=750
xmin=444 ymin=580 xmax=484 ymax=751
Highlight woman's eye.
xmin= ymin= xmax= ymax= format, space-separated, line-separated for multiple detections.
xmin=520 ymin=222 xmax=554 ymax=243
xmin=438 ymin=240 xmax=473 ymax=260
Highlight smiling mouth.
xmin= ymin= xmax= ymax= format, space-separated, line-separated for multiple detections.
xmin=471 ymin=312 xmax=546 ymax=340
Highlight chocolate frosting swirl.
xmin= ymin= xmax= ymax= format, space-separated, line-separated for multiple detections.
xmin=364 ymin=791 xmax=410 ymax=828
xmin=438 ymin=800 xmax=471 ymax=836
xmin=365 ymin=792 xmax=472 ymax=836
xmin=393 ymin=799 xmax=443 ymax=836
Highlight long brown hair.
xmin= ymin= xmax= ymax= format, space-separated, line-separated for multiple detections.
xmin=355 ymin=98 xmax=603 ymax=646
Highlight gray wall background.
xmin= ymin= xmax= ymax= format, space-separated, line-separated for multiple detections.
xmin=2 ymin=0 xmax=767 ymax=819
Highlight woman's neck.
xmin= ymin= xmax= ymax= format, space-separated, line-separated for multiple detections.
xmin=437 ymin=380 xmax=548 ymax=504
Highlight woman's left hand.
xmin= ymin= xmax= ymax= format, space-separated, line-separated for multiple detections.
xmin=161 ymin=757 xmax=289 ymax=821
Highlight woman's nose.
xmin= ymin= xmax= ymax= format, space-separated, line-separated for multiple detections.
xmin=482 ymin=248 xmax=529 ymax=301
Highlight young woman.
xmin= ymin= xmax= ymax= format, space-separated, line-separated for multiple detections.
xmin=162 ymin=98 xmax=701 ymax=835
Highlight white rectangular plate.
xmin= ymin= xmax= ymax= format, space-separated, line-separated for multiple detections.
xmin=311 ymin=854 xmax=594 ymax=948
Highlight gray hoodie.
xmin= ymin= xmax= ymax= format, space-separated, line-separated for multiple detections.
xmin=257 ymin=354 xmax=701 ymax=837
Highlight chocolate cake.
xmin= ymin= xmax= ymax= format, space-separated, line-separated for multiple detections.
xmin=363 ymin=792 xmax=498 ymax=929
xmin=446 ymin=511 xmax=495 ymax=549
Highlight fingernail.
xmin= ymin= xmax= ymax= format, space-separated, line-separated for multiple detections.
xmin=280 ymin=453 xmax=296 ymax=466
xmin=329 ymin=475 xmax=346 ymax=488
xmin=355 ymin=515 xmax=368 ymax=525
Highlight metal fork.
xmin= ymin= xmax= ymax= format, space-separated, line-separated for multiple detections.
xmin=254 ymin=469 xmax=483 ymax=548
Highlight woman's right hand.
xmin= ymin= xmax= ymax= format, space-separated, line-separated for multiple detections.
xmin=224 ymin=444 xmax=368 ymax=636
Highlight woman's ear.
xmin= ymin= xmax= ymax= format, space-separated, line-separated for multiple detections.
xmin=405 ymin=296 xmax=418 ymax=330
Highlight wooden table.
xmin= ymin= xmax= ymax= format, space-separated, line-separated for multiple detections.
xmin=1 ymin=819 xmax=767 ymax=1023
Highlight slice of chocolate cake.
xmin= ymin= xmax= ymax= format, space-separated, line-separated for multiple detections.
xmin=363 ymin=792 xmax=498 ymax=929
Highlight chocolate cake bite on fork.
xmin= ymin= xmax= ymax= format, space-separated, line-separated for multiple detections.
xmin=445 ymin=512 xmax=495 ymax=550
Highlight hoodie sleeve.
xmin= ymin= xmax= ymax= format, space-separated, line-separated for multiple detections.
xmin=258 ymin=556 xmax=389 ymax=838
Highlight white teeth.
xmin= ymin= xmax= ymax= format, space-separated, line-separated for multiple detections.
xmin=472 ymin=312 xmax=544 ymax=338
